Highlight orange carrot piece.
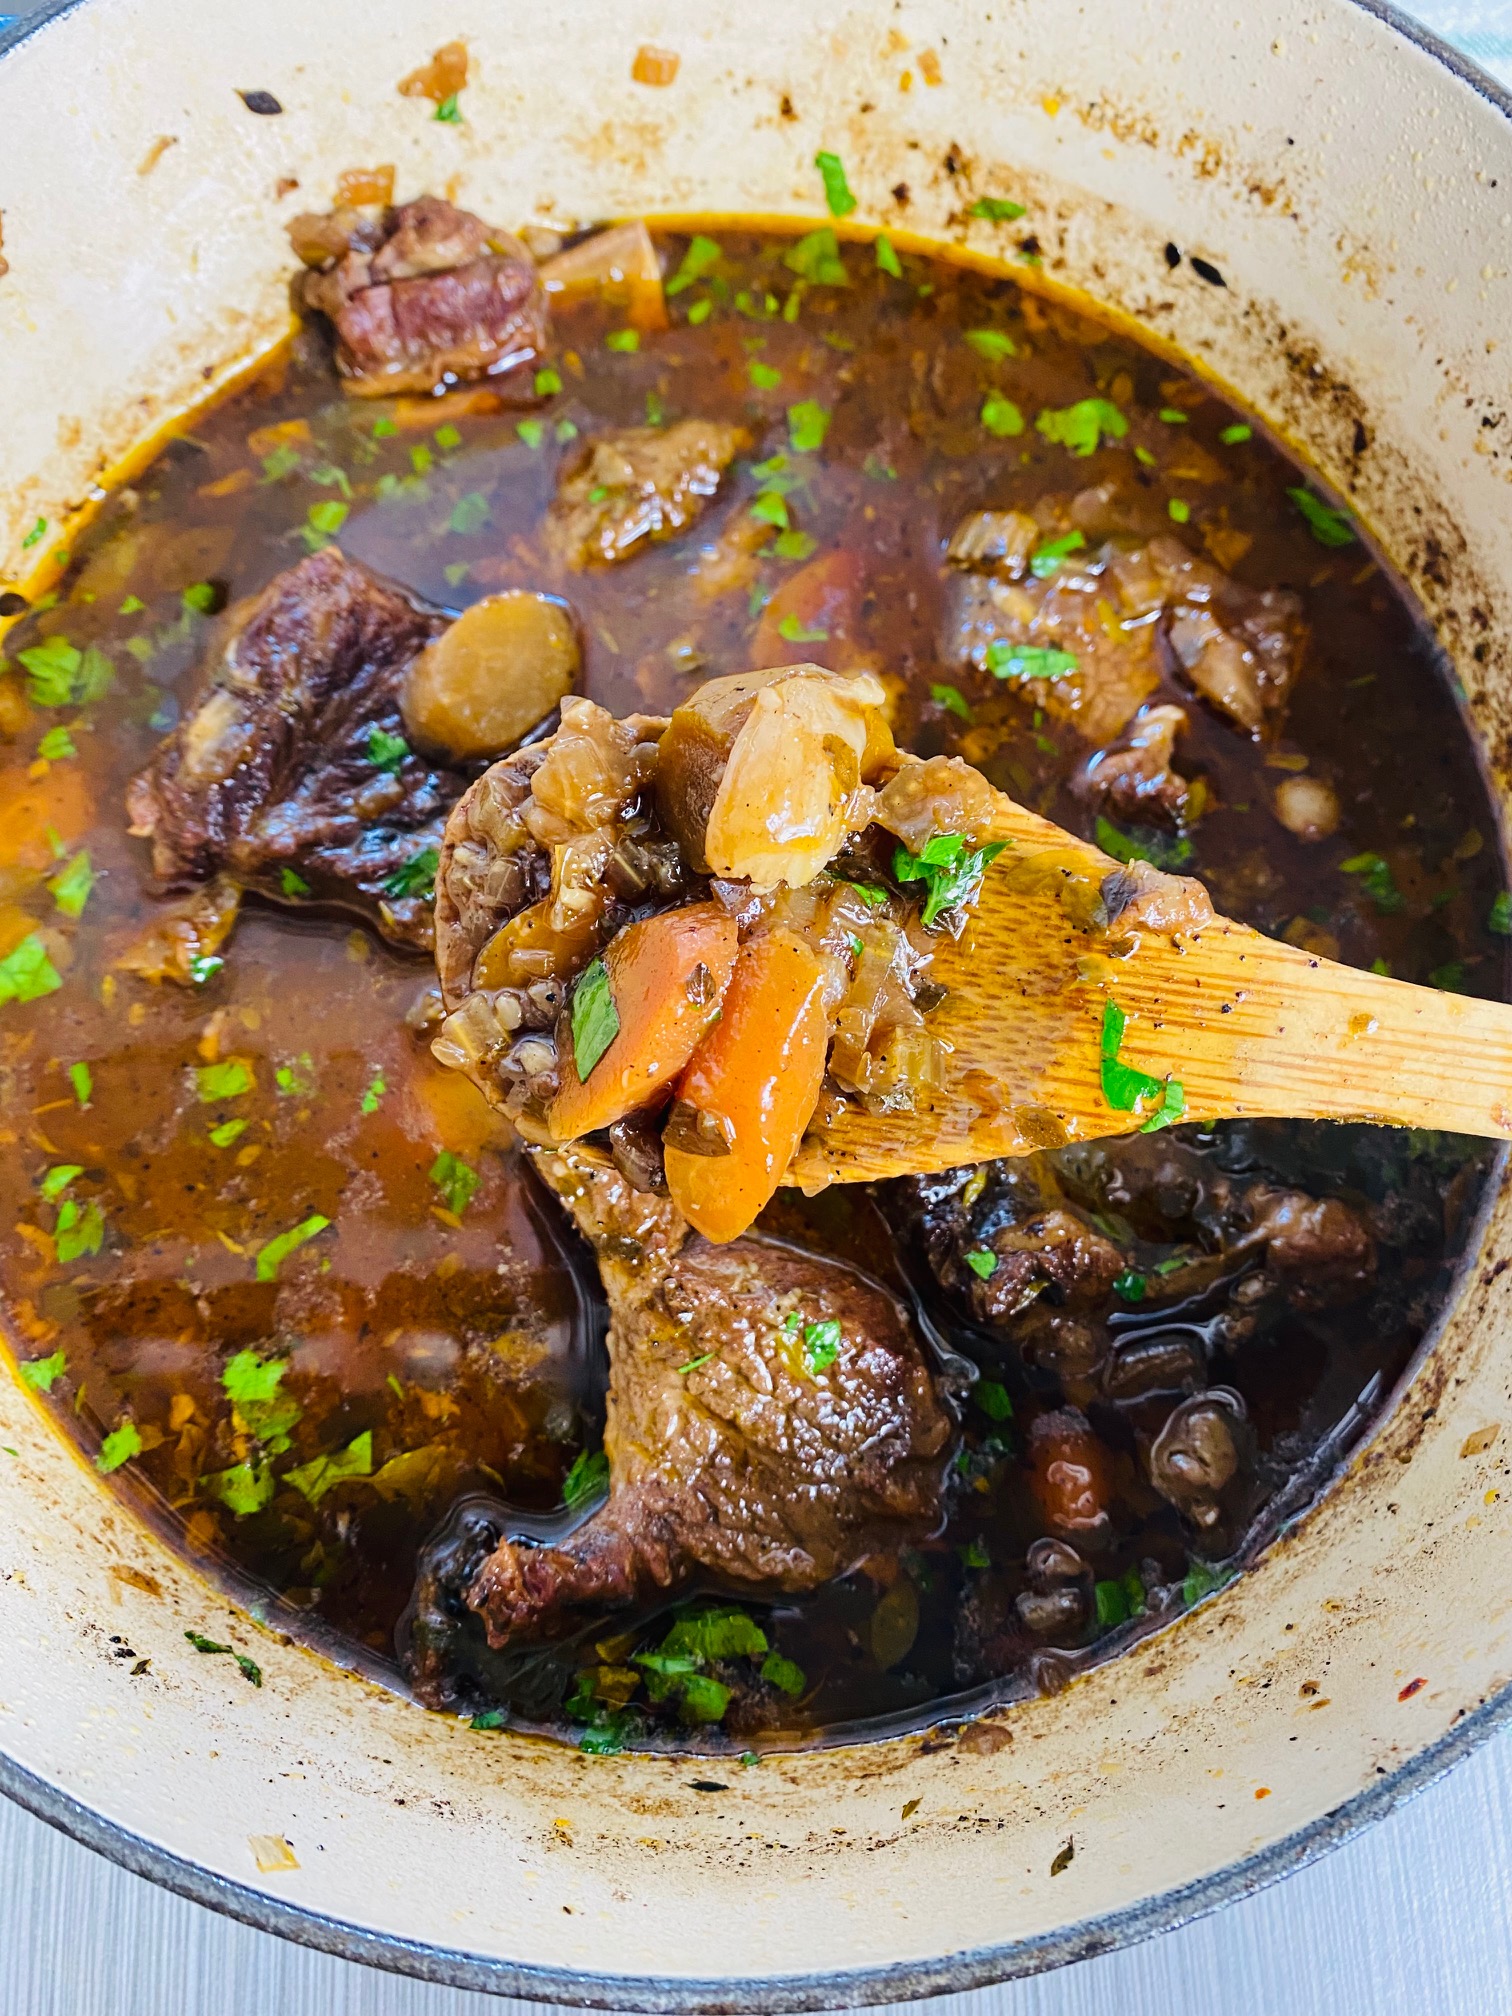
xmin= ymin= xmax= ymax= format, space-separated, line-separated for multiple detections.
xmin=664 ymin=929 xmax=830 ymax=1243
xmin=549 ymin=902 xmax=737 ymax=1142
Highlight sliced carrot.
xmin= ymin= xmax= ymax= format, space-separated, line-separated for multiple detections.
xmin=1027 ymin=1409 xmax=1112 ymax=1534
xmin=549 ymin=902 xmax=738 ymax=1142
xmin=664 ymin=929 xmax=830 ymax=1243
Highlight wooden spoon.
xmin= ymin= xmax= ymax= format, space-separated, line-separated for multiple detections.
xmin=792 ymin=789 xmax=1512 ymax=1188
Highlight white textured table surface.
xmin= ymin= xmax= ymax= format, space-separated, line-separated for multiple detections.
xmin=4 ymin=3 xmax=1512 ymax=2011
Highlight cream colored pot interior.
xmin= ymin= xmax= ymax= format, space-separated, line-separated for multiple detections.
xmin=4 ymin=0 xmax=1512 ymax=2002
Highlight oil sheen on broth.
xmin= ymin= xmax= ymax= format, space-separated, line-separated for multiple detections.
xmin=0 ymin=225 xmax=1502 ymax=1753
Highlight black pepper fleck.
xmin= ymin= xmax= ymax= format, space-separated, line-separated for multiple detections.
xmin=1190 ymin=255 xmax=1227 ymax=287
xmin=238 ymin=89 xmax=283 ymax=116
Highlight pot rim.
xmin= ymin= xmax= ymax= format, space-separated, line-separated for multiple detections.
xmin=2 ymin=0 xmax=1509 ymax=2003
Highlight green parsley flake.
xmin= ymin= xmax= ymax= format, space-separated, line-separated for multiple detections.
xmin=893 ymin=832 xmax=1007 ymax=927
xmin=1429 ymin=961 xmax=1467 ymax=993
xmin=931 ymin=682 xmax=973 ymax=723
xmin=687 ymin=297 xmax=714 ymax=326
xmin=562 ymin=1446 xmax=609 ymax=1510
xmin=371 ymin=416 xmax=398 ymax=440
xmin=748 ymin=359 xmax=782 ymax=391
xmin=1339 ymin=851 xmax=1405 ymax=914
xmin=188 ymin=954 xmax=224 ymax=985
xmin=1095 ymin=815 xmax=1193 ymax=871
xmin=222 ymin=1349 xmax=299 ymax=1454
xmin=1181 ymin=1559 xmax=1233 ymax=1607
xmin=20 ymin=1348 xmax=67 ymax=1392
xmin=96 ymin=1421 xmax=142 ymax=1474
xmin=815 ymin=150 xmax=858 ymax=217
xmin=666 ymin=234 xmax=722 ymax=296
xmin=1036 ymin=398 xmax=1129 ymax=457
xmin=262 ymin=443 xmax=302 ymax=482
xmin=777 ymin=613 xmax=829 ymax=644
xmin=284 ymin=1430 xmax=374 ymax=1506
xmin=275 ymin=1054 xmax=314 ymax=1097
xmin=38 ymin=725 xmax=76 ymax=761
xmin=48 ymin=851 xmax=94 ymax=919
xmin=516 ymin=419 xmax=546 ymax=450
xmin=1489 ymin=892 xmax=1512 ymax=936
xmin=784 ymin=227 xmax=848 ymax=287
xmin=18 ymin=635 xmax=114 ymax=708
xmin=960 ymin=1537 xmax=991 ymax=1569
xmin=184 ymin=1630 xmax=231 ymax=1655
xmin=443 ymin=561 xmax=471 ymax=586
xmin=605 ymin=328 xmax=640 ymax=353
xmin=1288 ymin=486 xmax=1355 ymax=547
xmin=1220 ymin=423 xmax=1253 ymax=445
xmin=182 ymin=580 xmax=218 ymax=613
xmin=750 ymin=490 xmax=790 ymax=530
xmin=662 ymin=1606 xmax=768 ymax=1663
xmin=366 ymin=724 xmax=409 ymax=771
xmin=964 ymin=1249 xmax=998 ymax=1280
xmin=965 ymin=327 xmax=1017 ymax=363
xmin=677 ymin=1351 xmax=716 ymax=1376
xmin=1098 ymin=999 xmax=1185 ymax=1131
xmin=39 ymin=1164 xmax=82 ymax=1204
xmin=760 ymin=1652 xmax=807 ymax=1697
xmin=434 ymin=91 xmax=463 ymax=123
xmin=209 ymin=1119 xmax=247 ymax=1148
xmin=875 ymin=233 xmax=902 ymax=278
xmin=969 ymin=196 xmax=1026 ymax=222
xmin=302 ymin=499 xmax=348 ymax=551
xmin=975 ymin=1379 xmax=1013 ymax=1421
xmin=449 ymin=490 xmax=492 ymax=533
xmin=985 ymin=640 xmax=1079 ymax=682
xmin=410 ymin=444 xmax=433 ymax=477
xmin=360 ymin=1071 xmax=387 ymax=1114
xmin=68 ymin=1061 xmax=92 ymax=1108
xmin=771 ymin=529 xmax=818 ymax=561
xmin=430 ymin=1149 xmax=480 ymax=1216
xmin=200 ymin=1459 xmax=275 ymax=1516
xmin=570 ymin=956 xmax=620 ymax=1082
xmin=802 ymin=1319 xmax=842 ymax=1374
xmin=1028 ymin=531 xmax=1086 ymax=580
xmin=22 ymin=518 xmax=47 ymax=548
xmin=1112 ymin=1269 xmax=1148 ymax=1302
xmin=1157 ymin=407 xmax=1189 ymax=425
xmin=382 ymin=847 xmax=439 ymax=902
xmin=253 ymin=1213 xmax=331 ymax=1282
xmin=1168 ymin=497 xmax=1191 ymax=524
xmin=788 ymin=400 xmax=831 ymax=453
xmin=0 ymin=933 xmax=61 ymax=1008
xmin=280 ymin=866 xmax=311 ymax=897
xmin=195 ymin=1058 xmax=252 ymax=1102
xmin=980 ymin=393 xmax=1025 ymax=438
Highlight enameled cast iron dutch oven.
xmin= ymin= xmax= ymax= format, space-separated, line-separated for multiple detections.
xmin=4 ymin=0 xmax=1512 ymax=2002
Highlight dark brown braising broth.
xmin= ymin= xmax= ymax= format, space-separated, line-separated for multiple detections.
xmin=0 ymin=228 xmax=1502 ymax=1747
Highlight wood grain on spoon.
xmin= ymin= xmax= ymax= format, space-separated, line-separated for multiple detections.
xmin=793 ymin=788 xmax=1512 ymax=1188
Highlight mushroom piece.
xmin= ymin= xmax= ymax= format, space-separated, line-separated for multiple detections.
xmin=1272 ymin=773 xmax=1341 ymax=842
xmin=1148 ymin=1390 xmax=1244 ymax=1527
xmin=401 ymin=591 xmax=579 ymax=761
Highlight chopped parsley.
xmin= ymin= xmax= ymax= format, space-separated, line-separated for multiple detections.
xmin=38 ymin=725 xmax=76 ymax=761
xmin=209 ymin=1120 xmax=247 ymax=1148
xmin=1168 ymin=497 xmax=1191 ymax=524
xmin=802 ymin=1319 xmax=842 ymax=1374
xmin=182 ymin=580 xmax=218 ymax=613
xmin=771 ymin=529 xmax=818 ymax=561
xmin=382 ymin=847 xmax=439 ymax=902
xmin=17 ymin=635 xmax=114 ymax=707
xmin=253 ymin=1212 xmax=331 ymax=1282
xmin=965 ymin=328 xmax=1016 ymax=362
xmin=1181 ymin=1558 xmax=1234 ymax=1607
xmin=562 ymin=1446 xmax=609 ymax=1510
xmin=1029 ymin=529 xmax=1087 ymax=578
xmin=815 ymin=150 xmax=858 ymax=217
xmin=959 ymin=1537 xmax=991 ymax=1569
xmin=371 ymin=416 xmax=398 ymax=440
xmin=1112 ymin=1269 xmax=1147 ymax=1301
xmin=448 ymin=490 xmax=491 ymax=533
xmin=200 ymin=1459 xmax=274 ymax=1515
xmin=1340 ymin=851 xmax=1405 ymax=914
xmin=366 ymin=725 xmax=409 ymax=771
xmin=429 ymin=1149 xmax=480 ymax=1216
xmin=222 ymin=1348 xmax=301 ymax=1451
xmin=68 ymin=1061 xmax=92 ymax=1107
xmin=1489 ymin=892 xmax=1512 ymax=936
xmin=1095 ymin=816 xmax=1193 ymax=871
xmin=433 ymin=91 xmax=463 ymax=123
xmin=48 ymin=851 xmax=94 ymax=919
xmin=516 ymin=418 xmax=546 ymax=450
xmin=284 ymin=1430 xmax=374 ymax=1506
xmin=275 ymin=1054 xmax=314 ymax=1097
xmin=1094 ymin=1572 xmax=1147 ymax=1627
xmin=40 ymin=1164 xmax=81 ymax=1203
xmin=360 ymin=1071 xmax=387 ymax=1114
xmin=964 ymin=1248 xmax=998 ymax=1280
xmin=969 ymin=196 xmax=1026 ymax=222
xmin=187 ymin=954 xmax=223 ymax=985
xmin=893 ymin=831 xmax=1007 ymax=927
xmin=748 ymin=359 xmax=782 ymax=391
xmin=788 ymin=400 xmax=831 ymax=452
xmin=1035 ymin=398 xmax=1129 ymax=457
xmin=96 ymin=1421 xmax=142 ymax=1474
xmin=302 ymin=499 xmax=348 ymax=550
xmin=183 ymin=1634 xmax=263 ymax=1686
xmin=434 ymin=421 xmax=464 ymax=449
xmin=280 ymin=866 xmax=310 ymax=897
xmin=54 ymin=1197 xmax=105 ymax=1262
xmin=760 ymin=1652 xmax=807 ymax=1697
xmin=777 ymin=613 xmax=829 ymax=644
xmin=666 ymin=234 xmax=722 ymax=296
xmin=750 ymin=490 xmax=790 ymax=529
xmin=677 ymin=1351 xmax=716 ymax=1376
xmin=975 ymin=1379 xmax=1013 ymax=1421
xmin=931 ymin=682 xmax=973 ymax=722
xmin=21 ymin=517 xmax=47 ymax=548
xmin=687 ymin=297 xmax=713 ymax=325
xmin=1288 ymin=486 xmax=1354 ymax=546
xmin=1429 ymin=961 xmax=1466 ymax=993
xmin=195 ymin=1058 xmax=252 ymax=1102
xmin=784 ymin=227 xmax=848 ymax=287
xmin=0 ymin=934 xmax=63 ymax=1008
xmin=875 ymin=233 xmax=902 ymax=278
xmin=605 ymin=328 xmax=640 ymax=353
xmin=1220 ymin=423 xmax=1253 ymax=445
xmin=571 ymin=957 xmax=620 ymax=1080
xmin=1099 ymin=999 xmax=1185 ymax=1132
xmin=980 ymin=392 xmax=1025 ymax=438
xmin=984 ymin=640 xmax=1079 ymax=682
xmin=19 ymin=1348 xmax=66 ymax=1392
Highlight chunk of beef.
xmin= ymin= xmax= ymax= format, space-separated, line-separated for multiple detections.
xmin=1099 ymin=857 xmax=1215 ymax=938
xmin=430 ymin=699 xmax=681 ymax=1129
xmin=290 ymin=196 xmax=547 ymax=397
xmin=462 ymin=1145 xmax=953 ymax=1645
xmin=941 ymin=496 xmax=1305 ymax=741
xmin=1080 ymin=704 xmax=1192 ymax=827
xmin=125 ymin=549 xmax=466 ymax=949
xmin=547 ymin=421 xmax=748 ymax=567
